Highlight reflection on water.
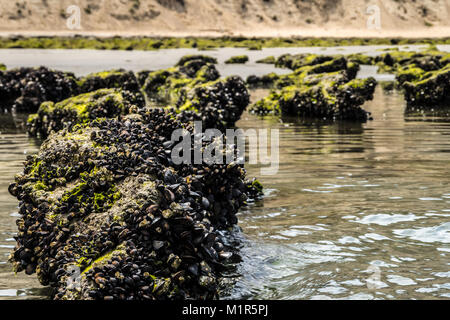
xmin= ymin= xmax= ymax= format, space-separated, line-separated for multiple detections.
xmin=226 ymin=87 xmax=450 ymax=300
xmin=0 ymin=86 xmax=449 ymax=300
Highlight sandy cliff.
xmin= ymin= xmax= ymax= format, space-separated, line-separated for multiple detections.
xmin=0 ymin=0 xmax=449 ymax=37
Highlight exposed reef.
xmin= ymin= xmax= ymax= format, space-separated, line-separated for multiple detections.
xmin=27 ymin=88 xmax=145 ymax=138
xmin=255 ymin=56 xmax=276 ymax=64
xmin=142 ymin=55 xmax=220 ymax=105
xmin=0 ymin=67 xmax=79 ymax=113
xmin=374 ymin=49 xmax=450 ymax=109
xmin=9 ymin=108 xmax=262 ymax=300
xmin=77 ymin=69 xmax=141 ymax=94
xmin=250 ymin=55 xmax=376 ymax=121
xmin=1 ymin=36 xmax=449 ymax=51
xmin=27 ymin=56 xmax=250 ymax=137
xmin=225 ymin=55 xmax=249 ymax=64
xmin=141 ymin=55 xmax=249 ymax=129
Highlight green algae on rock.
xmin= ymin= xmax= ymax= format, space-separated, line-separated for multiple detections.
xmin=402 ymin=64 xmax=450 ymax=107
xmin=27 ymin=88 xmax=145 ymax=137
xmin=140 ymin=56 xmax=250 ymax=128
xmin=225 ymin=55 xmax=249 ymax=64
xmin=372 ymin=49 xmax=450 ymax=109
xmin=251 ymin=56 xmax=376 ymax=121
xmin=1 ymin=36 xmax=449 ymax=51
xmin=142 ymin=56 xmax=220 ymax=105
xmin=176 ymin=55 xmax=218 ymax=66
xmin=9 ymin=108 xmax=262 ymax=300
xmin=255 ymin=56 xmax=276 ymax=64
xmin=77 ymin=69 xmax=140 ymax=93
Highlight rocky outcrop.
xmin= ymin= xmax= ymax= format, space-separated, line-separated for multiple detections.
xmin=250 ymin=55 xmax=376 ymax=121
xmin=0 ymin=67 xmax=79 ymax=113
xmin=174 ymin=76 xmax=250 ymax=129
xmin=27 ymin=88 xmax=145 ymax=138
xmin=225 ymin=55 xmax=249 ymax=64
xmin=374 ymin=49 xmax=450 ymax=109
xmin=77 ymin=69 xmax=141 ymax=94
xmin=9 ymin=108 xmax=262 ymax=300
xmin=402 ymin=64 xmax=450 ymax=107
xmin=142 ymin=55 xmax=220 ymax=105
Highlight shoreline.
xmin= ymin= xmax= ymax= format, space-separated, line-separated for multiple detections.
xmin=1 ymin=26 xmax=450 ymax=39
xmin=0 ymin=32 xmax=449 ymax=52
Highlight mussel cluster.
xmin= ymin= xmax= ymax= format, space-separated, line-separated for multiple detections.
xmin=175 ymin=76 xmax=250 ymax=129
xmin=77 ymin=69 xmax=141 ymax=94
xmin=9 ymin=108 xmax=262 ymax=300
xmin=27 ymin=88 xmax=145 ymax=138
xmin=0 ymin=66 xmax=79 ymax=113
xmin=250 ymin=55 xmax=376 ymax=121
xmin=402 ymin=66 xmax=450 ymax=107
xmin=26 ymin=56 xmax=250 ymax=137
xmin=142 ymin=55 xmax=220 ymax=105
xmin=370 ymin=50 xmax=450 ymax=109
xmin=0 ymin=67 xmax=144 ymax=114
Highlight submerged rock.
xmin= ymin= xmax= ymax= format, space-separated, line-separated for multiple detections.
xmin=0 ymin=66 xmax=79 ymax=113
xmin=9 ymin=108 xmax=262 ymax=300
xmin=27 ymin=88 xmax=145 ymax=138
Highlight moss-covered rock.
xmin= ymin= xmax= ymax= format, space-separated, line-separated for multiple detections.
xmin=255 ymin=56 xmax=276 ymax=64
xmin=402 ymin=63 xmax=450 ymax=107
xmin=176 ymin=55 xmax=218 ymax=66
xmin=9 ymin=108 xmax=262 ymax=300
xmin=225 ymin=55 xmax=249 ymax=64
xmin=250 ymin=57 xmax=376 ymax=121
xmin=246 ymin=73 xmax=280 ymax=88
xmin=141 ymin=58 xmax=249 ymax=128
xmin=142 ymin=57 xmax=219 ymax=105
xmin=27 ymin=88 xmax=145 ymax=137
xmin=275 ymin=54 xmax=337 ymax=71
xmin=373 ymin=49 xmax=450 ymax=108
xmin=347 ymin=54 xmax=375 ymax=65
xmin=77 ymin=69 xmax=140 ymax=93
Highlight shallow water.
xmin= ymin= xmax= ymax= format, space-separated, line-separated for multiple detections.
xmin=1 ymin=44 xmax=449 ymax=78
xmin=0 ymin=114 xmax=47 ymax=299
xmin=226 ymin=88 xmax=450 ymax=300
xmin=0 ymin=47 xmax=449 ymax=299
